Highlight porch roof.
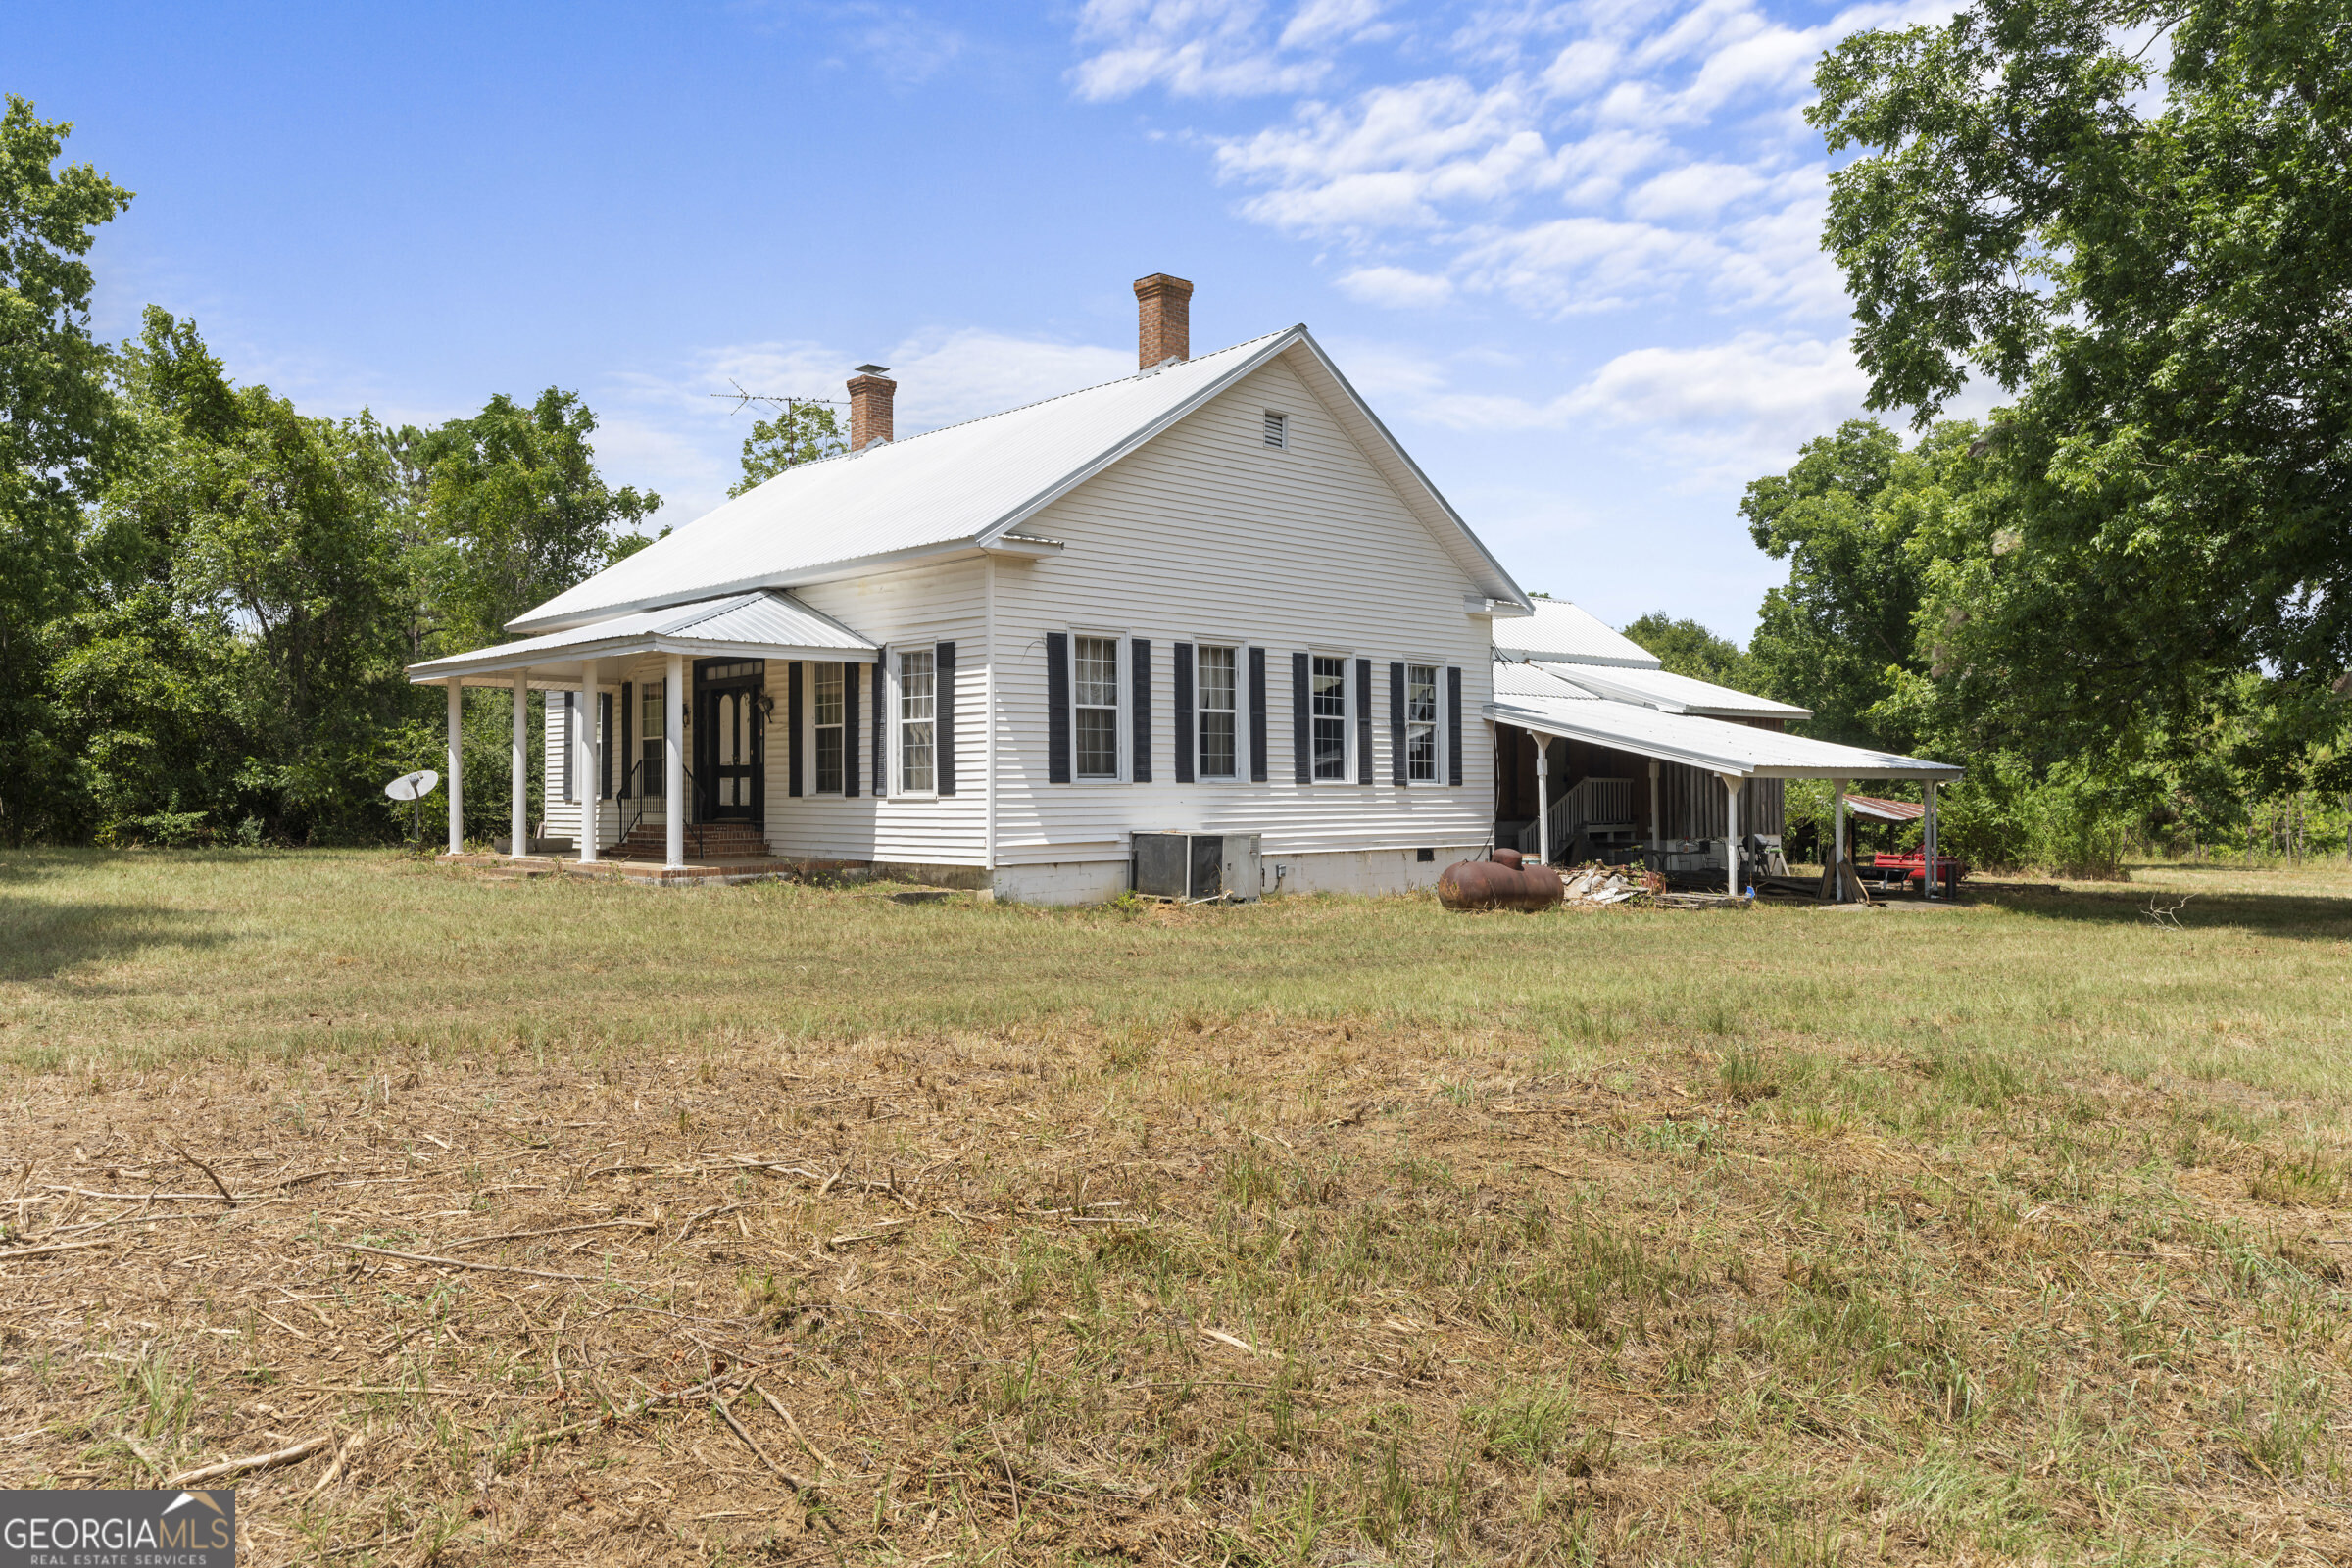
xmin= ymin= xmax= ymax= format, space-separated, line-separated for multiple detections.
xmin=1487 ymin=662 xmax=1962 ymax=782
xmin=405 ymin=591 xmax=875 ymax=687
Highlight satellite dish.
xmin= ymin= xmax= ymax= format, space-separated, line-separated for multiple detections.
xmin=386 ymin=769 xmax=440 ymax=802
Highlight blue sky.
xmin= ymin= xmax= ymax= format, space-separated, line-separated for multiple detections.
xmin=7 ymin=0 xmax=1948 ymax=638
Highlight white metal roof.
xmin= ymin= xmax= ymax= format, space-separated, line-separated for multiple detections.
xmin=406 ymin=591 xmax=874 ymax=686
xmin=1491 ymin=600 xmax=1660 ymax=669
xmin=1548 ymin=663 xmax=1811 ymax=720
xmin=1488 ymin=662 xmax=1961 ymax=781
xmin=511 ymin=327 xmax=1531 ymax=634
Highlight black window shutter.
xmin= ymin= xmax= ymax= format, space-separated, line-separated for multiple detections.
xmin=1248 ymin=647 xmax=1268 ymax=782
xmin=1446 ymin=665 xmax=1464 ymax=786
xmin=1354 ymin=658 xmax=1373 ymax=785
xmin=1046 ymin=632 xmax=1071 ymax=784
xmin=872 ymin=659 xmax=888 ymax=797
xmin=1130 ymin=638 xmax=1152 ymax=783
xmin=787 ymin=662 xmax=805 ymax=798
xmin=1389 ymin=662 xmax=1406 ymax=787
xmin=1290 ymin=651 xmax=1309 ymax=784
xmin=600 ymin=690 xmax=614 ymax=799
xmin=1173 ymin=642 xmax=1195 ymax=784
xmin=843 ymin=662 xmax=860 ymax=798
xmin=936 ymin=641 xmax=956 ymax=796
xmin=620 ymin=682 xmax=634 ymax=797
xmin=561 ymin=691 xmax=574 ymax=802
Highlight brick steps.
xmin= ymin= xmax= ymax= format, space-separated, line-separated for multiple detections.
xmin=604 ymin=820 xmax=773 ymax=861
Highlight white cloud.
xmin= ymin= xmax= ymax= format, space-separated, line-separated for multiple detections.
xmin=1336 ymin=265 xmax=1456 ymax=307
xmin=1070 ymin=0 xmax=1380 ymax=100
xmin=1215 ymin=77 xmax=1553 ymax=232
xmin=1454 ymin=217 xmax=1724 ymax=315
xmin=1412 ymin=329 xmax=1873 ymax=483
xmin=1622 ymin=159 xmax=1767 ymax=221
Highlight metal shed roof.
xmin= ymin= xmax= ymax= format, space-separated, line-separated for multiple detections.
xmin=406 ymin=591 xmax=874 ymax=686
xmin=1546 ymin=663 xmax=1811 ymax=720
xmin=1491 ymin=600 xmax=1660 ymax=669
xmin=510 ymin=327 xmax=1531 ymax=634
xmin=1488 ymin=663 xmax=1961 ymax=781
xmin=1846 ymin=793 xmax=1927 ymax=821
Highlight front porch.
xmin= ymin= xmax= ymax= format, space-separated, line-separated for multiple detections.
xmin=405 ymin=590 xmax=876 ymax=873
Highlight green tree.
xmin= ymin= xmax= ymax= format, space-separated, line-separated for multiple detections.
xmin=1740 ymin=419 xmax=1983 ymax=750
xmin=1619 ymin=613 xmax=1754 ymax=690
xmin=0 ymin=97 xmax=133 ymax=844
xmin=416 ymin=390 xmax=662 ymax=655
xmin=728 ymin=400 xmax=845 ymax=497
xmin=1810 ymin=0 xmax=2352 ymax=773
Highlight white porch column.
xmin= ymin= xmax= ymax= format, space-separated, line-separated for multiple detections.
xmin=1831 ymin=777 xmax=1847 ymax=902
xmin=578 ymin=659 xmax=601 ymax=864
xmin=1721 ymin=772 xmax=1744 ymax=898
xmin=1923 ymin=779 xmax=1939 ymax=900
xmin=1647 ymin=759 xmax=1661 ymax=844
xmin=664 ymin=653 xmax=686 ymax=869
xmin=511 ymin=669 xmax=530 ymax=858
xmin=445 ymin=679 xmax=465 ymax=856
xmin=1534 ymin=737 xmax=1550 ymax=865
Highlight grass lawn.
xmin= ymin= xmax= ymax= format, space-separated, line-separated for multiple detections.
xmin=2 ymin=848 xmax=2349 ymax=1565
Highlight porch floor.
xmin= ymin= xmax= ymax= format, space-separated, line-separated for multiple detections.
xmin=437 ymin=852 xmax=807 ymax=887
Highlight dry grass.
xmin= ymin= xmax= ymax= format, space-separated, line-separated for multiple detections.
xmin=3 ymin=849 xmax=2351 ymax=1565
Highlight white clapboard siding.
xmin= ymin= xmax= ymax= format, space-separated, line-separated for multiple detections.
xmin=989 ymin=351 xmax=1495 ymax=865
xmin=783 ymin=559 xmax=988 ymax=865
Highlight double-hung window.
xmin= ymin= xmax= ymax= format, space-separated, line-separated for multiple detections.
xmin=1310 ymin=654 xmax=1348 ymax=781
xmin=1075 ymin=636 xmax=1120 ymax=779
xmin=639 ymin=680 xmax=665 ymax=795
xmin=1198 ymin=645 xmax=1238 ymax=779
xmin=813 ymin=662 xmax=844 ymax=794
xmin=1406 ymin=663 xmax=1439 ymax=783
xmin=899 ymin=650 xmax=936 ymax=794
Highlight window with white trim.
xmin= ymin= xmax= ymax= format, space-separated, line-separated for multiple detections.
xmin=1406 ymin=662 xmax=1439 ymax=783
xmin=640 ymin=680 xmax=665 ymax=796
xmin=1310 ymin=654 xmax=1348 ymax=781
xmin=813 ymin=662 xmax=844 ymax=794
xmin=899 ymin=649 xmax=935 ymax=794
xmin=1074 ymin=635 xmax=1120 ymax=779
xmin=1198 ymin=645 xmax=1238 ymax=779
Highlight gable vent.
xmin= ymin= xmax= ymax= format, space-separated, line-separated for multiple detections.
xmin=1262 ymin=411 xmax=1288 ymax=449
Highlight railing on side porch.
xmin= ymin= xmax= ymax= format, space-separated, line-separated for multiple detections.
xmin=1522 ymin=777 xmax=1637 ymax=862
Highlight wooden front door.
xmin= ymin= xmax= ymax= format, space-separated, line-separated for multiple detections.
xmin=694 ymin=660 xmax=764 ymax=822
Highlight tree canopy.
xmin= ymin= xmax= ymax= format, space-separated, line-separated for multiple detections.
xmin=1811 ymin=0 xmax=2352 ymax=760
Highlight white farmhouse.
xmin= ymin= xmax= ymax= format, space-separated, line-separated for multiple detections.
xmin=409 ymin=275 xmax=1529 ymax=902
xmin=410 ymin=273 xmax=1962 ymax=902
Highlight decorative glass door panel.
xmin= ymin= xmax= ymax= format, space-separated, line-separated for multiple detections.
xmin=693 ymin=661 xmax=764 ymax=822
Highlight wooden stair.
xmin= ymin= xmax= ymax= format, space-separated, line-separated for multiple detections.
xmin=605 ymin=820 xmax=774 ymax=862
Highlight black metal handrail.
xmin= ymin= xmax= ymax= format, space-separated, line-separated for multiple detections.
xmin=615 ymin=756 xmax=707 ymax=861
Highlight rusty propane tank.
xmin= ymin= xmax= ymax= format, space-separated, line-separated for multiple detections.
xmin=1438 ymin=852 xmax=1563 ymax=912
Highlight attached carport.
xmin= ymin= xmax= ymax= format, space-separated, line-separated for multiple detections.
xmin=1486 ymin=663 xmax=1963 ymax=899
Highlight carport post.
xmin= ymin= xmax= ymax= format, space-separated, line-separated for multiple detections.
xmin=1534 ymin=739 xmax=1550 ymax=866
xmin=1923 ymin=779 xmax=1939 ymax=901
xmin=1647 ymin=759 xmax=1660 ymax=844
xmin=445 ymin=679 xmax=465 ymax=856
xmin=1720 ymin=772 xmax=1744 ymax=898
xmin=1831 ymin=777 xmax=1846 ymax=902
xmin=510 ymin=669 xmax=529 ymax=858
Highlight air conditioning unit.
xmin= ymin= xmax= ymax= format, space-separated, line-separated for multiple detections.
xmin=1132 ymin=831 xmax=1262 ymax=902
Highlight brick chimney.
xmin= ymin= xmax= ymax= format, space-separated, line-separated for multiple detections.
xmin=848 ymin=364 xmax=895 ymax=451
xmin=1134 ymin=273 xmax=1193 ymax=369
